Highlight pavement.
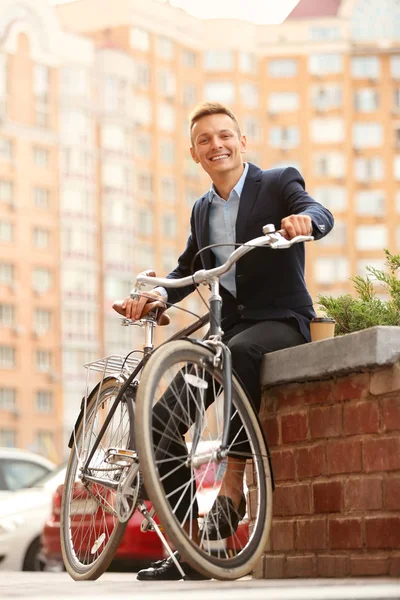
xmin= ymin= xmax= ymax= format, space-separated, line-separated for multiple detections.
xmin=1 ymin=572 xmax=400 ymax=600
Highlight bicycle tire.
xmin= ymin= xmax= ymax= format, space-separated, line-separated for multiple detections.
xmin=61 ymin=377 xmax=137 ymax=580
xmin=135 ymin=339 xmax=273 ymax=580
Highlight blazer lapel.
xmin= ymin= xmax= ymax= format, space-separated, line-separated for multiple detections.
xmin=197 ymin=193 xmax=213 ymax=269
xmin=235 ymin=163 xmax=262 ymax=243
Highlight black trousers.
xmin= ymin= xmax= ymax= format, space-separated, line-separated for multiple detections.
xmin=151 ymin=318 xmax=306 ymax=521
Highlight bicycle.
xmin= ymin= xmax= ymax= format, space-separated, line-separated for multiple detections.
xmin=60 ymin=224 xmax=313 ymax=581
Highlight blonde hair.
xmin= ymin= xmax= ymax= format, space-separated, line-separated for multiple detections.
xmin=188 ymin=102 xmax=241 ymax=142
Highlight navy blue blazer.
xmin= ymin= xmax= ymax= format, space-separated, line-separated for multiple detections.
xmin=165 ymin=163 xmax=334 ymax=341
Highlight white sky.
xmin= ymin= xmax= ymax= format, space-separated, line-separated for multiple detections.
xmin=51 ymin=0 xmax=301 ymax=25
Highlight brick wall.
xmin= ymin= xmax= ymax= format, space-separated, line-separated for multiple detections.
xmin=255 ymin=363 xmax=400 ymax=578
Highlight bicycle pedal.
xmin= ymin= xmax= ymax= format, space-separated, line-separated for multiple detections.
xmin=105 ymin=448 xmax=137 ymax=466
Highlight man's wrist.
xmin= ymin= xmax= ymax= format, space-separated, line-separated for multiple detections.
xmin=153 ymin=287 xmax=168 ymax=302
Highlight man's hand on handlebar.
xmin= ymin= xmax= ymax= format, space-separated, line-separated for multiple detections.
xmin=119 ymin=270 xmax=168 ymax=325
xmin=278 ymin=215 xmax=312 ymax=240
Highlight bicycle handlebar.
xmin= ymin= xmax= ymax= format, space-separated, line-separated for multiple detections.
xmin=133 ymin=225 xmax=313 ymax=291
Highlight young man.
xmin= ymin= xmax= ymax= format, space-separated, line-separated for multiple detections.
xmin=122 ymin=102 xmax=334 ymax=580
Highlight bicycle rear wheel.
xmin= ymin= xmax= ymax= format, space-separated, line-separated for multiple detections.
xmin=61 ymin=377 xmax=138 ymax=580
xmin=135 ymin=340 xmax=273 ymax=580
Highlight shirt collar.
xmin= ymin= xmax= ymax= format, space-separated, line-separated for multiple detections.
xmin=209 ymin=162 xmax=249 ymax=203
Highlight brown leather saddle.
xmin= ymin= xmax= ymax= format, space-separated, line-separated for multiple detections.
xmin=112 ymin=299 xmax=170 ymax=326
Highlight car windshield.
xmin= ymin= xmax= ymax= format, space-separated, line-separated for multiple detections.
xmin=27 ymin=463 xmax=67 ymax=490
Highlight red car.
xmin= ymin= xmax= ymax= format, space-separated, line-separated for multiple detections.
xmin=41 ymin=480 xmax=165 ymax=571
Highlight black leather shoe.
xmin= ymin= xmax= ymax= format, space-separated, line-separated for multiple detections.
xmin=202 ymin=494 xmax=246 ymax=540
xmin=137 ymin=552 xmax=211 ymax=581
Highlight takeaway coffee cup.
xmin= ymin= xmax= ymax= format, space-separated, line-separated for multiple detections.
xmin=310 ymin=317 xmax=336 ymax=341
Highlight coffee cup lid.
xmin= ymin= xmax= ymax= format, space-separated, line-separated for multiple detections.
xmin=311 ymin=317 xmax=335 ymax=323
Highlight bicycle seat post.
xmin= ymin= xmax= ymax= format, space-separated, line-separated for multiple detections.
xmin=143 ymin=319 xmax=156 ymax=357
xmin=208 ymin=277 xmax=223 ymax=339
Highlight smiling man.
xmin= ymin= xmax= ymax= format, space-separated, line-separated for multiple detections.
xmin=122 ymin=102 xmax=334 ymax=580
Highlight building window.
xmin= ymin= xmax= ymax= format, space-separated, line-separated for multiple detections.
xmin=161 ymin=177 xmax=176 ymax=202
xmin=313 ymin=187 xmax=347 ymax=212
xmin=130 ymin=27 xmax=150 ymax=52
xmin=354 ymin=88 xmax=379 ymax=112
xmin=158 ymin=68 xmax=176 ymax=98
xmin=0 ymin=388 xmax=16 ymax=411
xmin=34 ymin=308 xmax=52 ymax=335
xmin=357 ymin=258 xmax=386 ymax=277
xmin=351 ymin=56 xmax=380 ymax=79
xmin=355 ymin=190 xmax=385 ymax=216
xmin=34 ymin=430 xmax=55 ymax=458
xmin=268 ymin=59 xmax=298 ymax=78
xmin=32 ymin=267 xmax=52 ymax=294
xmin=0 ymin=180 xmax=13 ymax=205
xmin=354 ymin=157 xmax=384 ymax=182
xmin=33 ymin=147 xmax=49 ymax=167
xmin=353 ymin=123 xmax=383 ymax=148
xmin=103 ymin=76 xmax=128 ymax=114
xmin=318 ymin=221 xmax=347 ymax=247
xmin=204 ymin=50 xmax=233 ymax=71
xmin=390 ymin=55 xmax=400 ymax=79
xmin=160 ymin=139 xmax=175 ymax=164
xmin=138 ymin=171 xmax=153 ymax=194
xmin=0 ymin=221 xmax=14 ymax=243
xmin=310 ymin=118 xmax=344 ymax=143
xmin=356 ymin=225 xmax=387 ymax=250
xmin=0 ymin=346 xmax=15 ymax=368
xmin=311 ymin=85 xmax=342 ymax=111
xmin=269 ymin=126 xmax=300 ymax=148
xmin=33 ymin=187 xmax=50 ymax=209
xmin=135 ymin=133 xmax=152 ymax=159
xmin=239 ymin=52 xmax=257 ymax=73
xmin=32 ymin=227 xmax=50 ymax=249
xmin=309 ymin=54 xmax=342 ymax=75
xmin=157 ymin=103 xmax=175 ymax=132
xmin=0 ymin=303 xmax=15 ymax=326
xmin=36 ymin=390 xmax=53 ymax=414
xmin=315 ymin=257 xmax=349 ymax=284
xmin=204 ymin=82 xmax=235 ymax=104
xmin=182 ymin=82 xmax=197 ymax=107
xmin=0 ymin=262 xmax=14 ymax=285
xmin=310 ymin=27 xmax=340 ymax=41
xmin=0 ymin=138 xmax=12 ymax=161
xmin=60 ymin=66 xmax=88 ymax=97
xmin=0 ymin=52 xmax=8 ymax=115
xmin=35 ymin=350 xmax=52 ymax=372
xmin=156 ymin=36 xmax=174 ymax=60
xmin=313 ymin=152 xmax=345 ymax=178
xmin=101 ymin=123 xmax=131 ymax=153
xmin=240 ymin=83 xmax=259 ymax=108
xmin=243 ymin=116 xmax=260 ymax=142
xmin=138 ymin=208 xmax=153 ymax=236
xmin=33 ymin=64 xmax=50 ymax=128
xmin=268 ymin=92 xmax=299 ymax=114
xmin=162 ymin=247 xmax=177 ymax=272
xmin=182 ymin=50 xmax=197 ymax=69
xmin=393 ymin=155 xmax=400 ymax=180
xmin=134 ymin=63 xmax=151 ymax=89
xmin=0 ymin=429 xmax=16 ymax=447
xmin=135 ymin=96 xmax=151 ymax=125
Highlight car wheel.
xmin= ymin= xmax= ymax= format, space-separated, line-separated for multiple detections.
xmin=23 ymin=537 xmax=45 ymax=571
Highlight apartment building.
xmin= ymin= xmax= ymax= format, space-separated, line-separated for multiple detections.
xmin=1 ymin=0 xmax=399 ymax=458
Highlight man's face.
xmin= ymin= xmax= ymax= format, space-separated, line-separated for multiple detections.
xmin=190 ymin=113 xmax=247 ymax=177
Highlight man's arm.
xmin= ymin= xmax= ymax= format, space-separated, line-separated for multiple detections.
xmin=278 ymin=167 xmax=334 ymax=240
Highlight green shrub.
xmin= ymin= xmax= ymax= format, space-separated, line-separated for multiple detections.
xmin=317 ymin=249 xmax=400 ymax=335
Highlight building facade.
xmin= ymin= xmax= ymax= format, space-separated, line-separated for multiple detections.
xmin=0 ymin=0 xmax=399 ymax=458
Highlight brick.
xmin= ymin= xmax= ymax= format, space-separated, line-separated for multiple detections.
xmin=363 ymin=437 xmax=400 ymax=472
xmin=365 ymin=517 xmax=400 ymax=549
xmin=384 ymin=476 xmax=400 ymax=510
xmin=381 ymin=397 xmax=400 ymax=432
xmin=270 ymin=449 xmax=295 ymax=481
xmin=264 ymin=554 xmax=285 ymax=579
xmin=370 ymin=363 xmax=400 ymax=396
xmin=343 ymin=401 xmax=379 ymax=435
xmin=389 ymin=554 xmax=400 ymax=576
xmin=252 ymin=555 xmax=265 ymax=578
xmin=286 ymin=555 xmax=316 ymax=578
xmin=329 ymin=518 xmax=363 ymax=550
xmin=313 ymin=480 xmax=343 ymax=513
xmin=281 ymin=411 xmax=308 ymax=444
xmin=327 ymin=439 xmax=362 ymax=475
xmin=296 ymin=443 xmax=326 ymax=479
xmin=273 ymin=483 xmax=311 ymax=516
xmin=344 ymin=477 xmax=383 ymax=511
xmin=268 ymin=383 xmax=305 ymax=410
xmin=271 ymin=519 xmax=295 ymax=551
xmin=296 ymin=517 xmax=327 ymax=551
xmin=303 ymin=380 xmax=333 ymax=405
xmin=350 ymin=555 xmax=389 ymax=576
xmin=261 ymin=415 xmax=279 ymax=447
xmin=333 ymin=373 xmax=369 ymax=402
xmin=309 ymin=405 xmax=342 ymax=439
xmin=317 ymin=554 xmax=349 ymax=577
xmin=245 ymin=462 xmax=256 ymax=487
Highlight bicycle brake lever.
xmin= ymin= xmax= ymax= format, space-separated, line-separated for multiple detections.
xmin=270 ymin=234 xmax=314 ymax=249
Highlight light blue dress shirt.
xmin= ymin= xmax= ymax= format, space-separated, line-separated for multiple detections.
xmin=208 ymin=162 xmax=249 ymax=297
xmin=156 ymin=162 xmax=249 ymax=301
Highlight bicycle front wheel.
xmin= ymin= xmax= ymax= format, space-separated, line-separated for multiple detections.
xmin=135 ymin=340 xmax=273 ymax=580
xmin=61 ymin=377 xmax=138 ymax=580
